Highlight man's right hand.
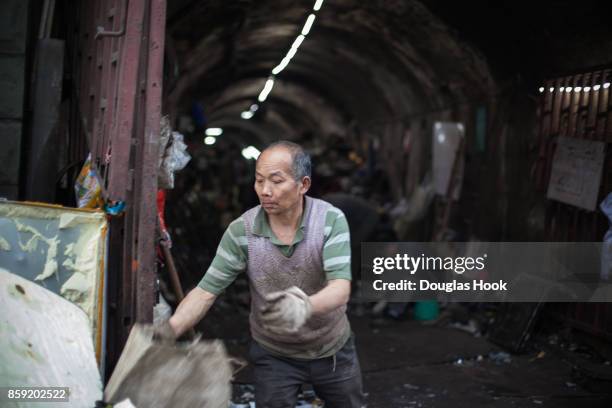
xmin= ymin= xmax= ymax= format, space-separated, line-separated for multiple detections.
xmin=161 ymin=287 xmax=217 ymax=340
xmin=152 ymin=320 xmax=177 ymax=343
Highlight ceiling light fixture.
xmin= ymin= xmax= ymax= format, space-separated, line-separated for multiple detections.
xmin=292 ymin=35 xmax=305 ymax=50
xmin=301 ymin=14 xmax=316 ymax=35
xmin=242 ymin=146 xmax=261 ymax=160
xmin=258 ymin=78 xmax=275 ymax=102
xmin=272 ymin=57 xmax=290 ymax=75
xmin=205 ymin=128 xmax=223 ymax=136
xmin=285 ymin=47 xmax=298 ymax=61
xmin=245 ymin=0 xmax=324 ymax=119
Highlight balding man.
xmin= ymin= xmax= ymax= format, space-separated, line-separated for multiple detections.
xmin=159 ymin=141 xmax=364 ymax=407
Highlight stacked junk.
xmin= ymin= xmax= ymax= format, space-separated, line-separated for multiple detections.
xmin=0 ymin=116 xmax=240 ymax=408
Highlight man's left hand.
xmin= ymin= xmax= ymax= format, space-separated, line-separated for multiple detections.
xmin=260 ymin=286 xmax=312 ymax=334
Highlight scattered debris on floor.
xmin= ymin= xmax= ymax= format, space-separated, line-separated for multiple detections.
xmin=489 ymin=351 xmax=513 ymax=365
xmin=207 ymin=302 xmax=612 ymax=407
xmin=231 ymin=385 xmax=324 ymax=408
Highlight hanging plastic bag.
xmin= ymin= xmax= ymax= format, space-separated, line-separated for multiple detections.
xmin=159 ymin=132 xmax=191 ymax=189
xmin=166 ymin=132 xmax=191 ymax=172
xmin=74 ymin=153 xmax=103 ymax=209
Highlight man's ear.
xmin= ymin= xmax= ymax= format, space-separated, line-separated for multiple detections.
xmin=300 ymin=176 xmax=311 ymax=194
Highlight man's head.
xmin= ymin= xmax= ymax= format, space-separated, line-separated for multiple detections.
xmin=254 ymin=141 xmax=311 ymax=215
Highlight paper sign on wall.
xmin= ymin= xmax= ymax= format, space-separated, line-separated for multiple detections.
xmin=547 ymin=136 xmax=605 ymax=211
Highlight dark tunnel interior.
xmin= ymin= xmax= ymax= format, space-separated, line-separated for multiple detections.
xmin=162 ymin=0 xmax=612 ymax=286
xmin=147 ymin=3 xmax=612 ymax=405
xmin=4 ymin=0 xmax=612 ymax=405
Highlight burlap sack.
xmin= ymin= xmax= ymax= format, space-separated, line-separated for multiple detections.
xmin=104 ymin=324 xmax=233 ymax=408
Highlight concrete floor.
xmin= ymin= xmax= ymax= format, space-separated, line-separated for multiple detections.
xmin=199 ymin=301 xmax=612 ymax=407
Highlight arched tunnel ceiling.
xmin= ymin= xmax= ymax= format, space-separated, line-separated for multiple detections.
xmin=166 ymin=0 xmax=612 ymax=148
xmin=166 ymin=0 xmax=499 ymax=146
xmin=209 ymin=79 xmax=346 ymax=138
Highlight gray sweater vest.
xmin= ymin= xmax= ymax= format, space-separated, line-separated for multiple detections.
xmin=243 ymin=196 xmax=350 ymax=358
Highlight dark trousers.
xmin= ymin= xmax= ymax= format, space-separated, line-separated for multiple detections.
xmin=249 ymin=335 xmax=365 ymax=408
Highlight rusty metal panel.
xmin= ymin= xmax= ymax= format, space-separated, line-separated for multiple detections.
xmin=551 ymin=78 xmax=563 ymax=134
xmin=100 ymin=0 xmax=122 ymax=180
xmin=606 ymin=70 xmax=612 ymax=142
xmin=534 ymin=67 xmax=612 ymax=339
xmin=543 ymin=80 xmax=554 ymax=112
xmin=580 ymin=73 xmax=591 ymax=109
xmin=105 ymin=0 xmax=147 ymax=201
xmin=134 ymin=0 xmax=166 ymax=322
xmin=567 ymin=75 xmax=580 ymax=138
xmin=72 ymin=0 xmax=166 ymax=374
xmin=599 ymin=71 xmax=610 ymax=115
xmin=535 ymin=69 xmax=612 ymax=236
xmin=587 ymin=71 xmax=601 ymax=129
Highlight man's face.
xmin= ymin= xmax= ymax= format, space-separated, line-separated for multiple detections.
xmin=254 ymin=147 xmax=310 ymax=215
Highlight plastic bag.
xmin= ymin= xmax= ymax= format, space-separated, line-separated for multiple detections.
xmin=159 ymin=132 xmax=191 ymax=189
xmin=74 ymin=153 xmax=103 ymax=209
xmin=166 ymin=132 xmax=191 ymax=172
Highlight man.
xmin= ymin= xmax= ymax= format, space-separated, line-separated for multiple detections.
xmin=159 ymin=141 xmax=364 ymax=408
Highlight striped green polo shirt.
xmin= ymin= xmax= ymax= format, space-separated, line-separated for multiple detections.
xmin=198 ymin=203 xmax=352 ymax=295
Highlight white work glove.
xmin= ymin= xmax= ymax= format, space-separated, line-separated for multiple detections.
xmin=260 ymin=286 xmax=312 ymax=334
